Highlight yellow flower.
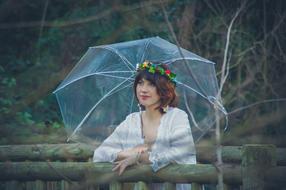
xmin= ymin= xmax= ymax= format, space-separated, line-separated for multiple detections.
xmin=143 ymin=61 xmax=149 ymax=68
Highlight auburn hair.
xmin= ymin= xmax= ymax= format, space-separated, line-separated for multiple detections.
xmin=133 ymin=63 xmax=178 ymax=113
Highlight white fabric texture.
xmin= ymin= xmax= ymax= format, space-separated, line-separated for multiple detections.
xmin=93 ymin=107 xmax=196 ymax=190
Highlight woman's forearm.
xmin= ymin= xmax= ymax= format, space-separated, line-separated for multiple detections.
xmin=115 ymin=150 xmax=129 ymax=161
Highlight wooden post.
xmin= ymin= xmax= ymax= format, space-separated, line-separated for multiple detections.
xmin=4 ymin=181 xmax=22 ymax=190
xmin=242 ymin=144 xmax=276 ymax=190
xmin=35 ymin=180 xmax=45 ymax=190
xmin=164 ymin=182 xmax=176 ymax=190
xmin=60 ymin=180 xmax=70 ymax=190
xmin=109 ymin=181 xmax=122 ymax=190
xmin=192 ymin=183 xmax=202 ymax=190
xmin=134 ymin=181 xmax=149 ymax=190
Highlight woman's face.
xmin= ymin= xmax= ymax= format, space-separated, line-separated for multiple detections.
xmin=136 ymin=78 xmax=160 ymax=109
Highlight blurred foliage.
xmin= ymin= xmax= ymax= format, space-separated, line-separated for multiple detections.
xmin=0 ymin=0 xmax=285 ymax=145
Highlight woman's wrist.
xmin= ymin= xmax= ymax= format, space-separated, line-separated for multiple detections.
xmin=137 ymin=150 xmax=151 ymax=164
xmin=135 ymin=151 xmax=141 ymax=165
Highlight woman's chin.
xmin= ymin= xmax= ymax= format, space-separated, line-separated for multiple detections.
xmin=139 ymin=102 xmax=151 ymax=108
xmin=139 ymin=102 xmax=147 ymax=107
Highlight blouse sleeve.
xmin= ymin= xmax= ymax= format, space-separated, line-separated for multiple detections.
xmin=149 ymin=110 xmax=196 ymax=172
xmin=93 ymin=116 xmax=129 ymax=163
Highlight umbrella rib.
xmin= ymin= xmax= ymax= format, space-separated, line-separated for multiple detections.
xmin=106 ymin=81 xmax=133 ymax=97
xmin=158 ymin=36 xmax=211 ymax=102
xmin=178 ymin=82 xmax=226 ymax=115
xmin=182 ymin=91 xmax=203 ymax=132
xmin=94 ymin=46 xmax=135 ymax=71
xmin=129 ymin=93 xmax=136 ymax=114
xmin=177 ymin=81 xmax=227 ymax=116
xmin=94 ymin=73 xmax=135 ymax=81
xmin=177 ymin=82 xmax=208 ymax=100
xmin=53 ymin=49 xmax=92 ymax=93
xmin=67 ymin=74 xmax=135 ymax=142
xmin=54 ymin=74 xmax=96 ymax=93
xmin=139 ymin=38 xmax=152 ymax=63
xmin=53 ymin=71 xmax=135 ymax=93
xmin=96 ymin=71 xmax=135 ymax=74
xmin=162 ymin=57 xmax=214 ymax=65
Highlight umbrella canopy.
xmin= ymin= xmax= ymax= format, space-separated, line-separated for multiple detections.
xmin=53 ymin=36 xmax=226 ymax=143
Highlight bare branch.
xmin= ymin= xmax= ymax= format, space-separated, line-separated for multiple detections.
xmin=228 ymin=98 xmax=286 ymax=115
xmin=218 ymin=5 xmax=244 ymax=97
xmin=215 ymin=2 xmax=246 ymax=189
xmin=0 ymin=0 xmax=172 ymax=29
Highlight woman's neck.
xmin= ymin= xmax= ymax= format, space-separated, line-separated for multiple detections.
xmin=144 ymin=106 xmax=162 ymax=121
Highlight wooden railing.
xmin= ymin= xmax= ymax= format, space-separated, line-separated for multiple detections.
xmin=0 ymin=144 xmax=285 ymax=190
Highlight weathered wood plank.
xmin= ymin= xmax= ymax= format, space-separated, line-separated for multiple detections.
xmin=0 ymin=162 xmax=241 ymax=184
xmin=196 ymin=146 xmax=242 ymax=163
xmin=0 ymin=144 xmax=241 ymax=163
xmin=1 ymin=144 xmax=285 ymax=165
xmin=0 ymin=144 xmax=237 ymax=163
xmin=0 ymin=143 xmax=96 ymax=162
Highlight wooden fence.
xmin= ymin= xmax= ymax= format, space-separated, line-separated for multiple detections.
xmin=0 ymin=143 xmax=285 ymax=190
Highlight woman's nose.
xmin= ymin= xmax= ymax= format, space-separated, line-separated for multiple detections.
xmin=140 ymin=84 xmax=148 ymax=92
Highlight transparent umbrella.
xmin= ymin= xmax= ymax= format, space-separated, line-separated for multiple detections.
xmin=53 ymin=36 xmax=227 ymax=143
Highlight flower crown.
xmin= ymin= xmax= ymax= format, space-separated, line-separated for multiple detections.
xmin=136 ymin=60 xmax=176 ymax=84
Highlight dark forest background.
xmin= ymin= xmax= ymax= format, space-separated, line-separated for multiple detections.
xmin=0 ymin=0 xmax=285 ymax=146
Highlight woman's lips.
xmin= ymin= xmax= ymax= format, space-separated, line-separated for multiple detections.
xmin=140 ymin=95 xmax=150 ymax=100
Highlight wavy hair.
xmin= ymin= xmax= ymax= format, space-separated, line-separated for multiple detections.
xmin=133 ymin=63 xmax=178 ymax=113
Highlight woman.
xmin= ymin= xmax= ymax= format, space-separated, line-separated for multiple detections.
xmin=93 ymin=61 xmax=196 ymax=189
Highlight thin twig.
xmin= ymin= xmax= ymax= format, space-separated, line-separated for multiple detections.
xmin=36 ymin=0 xmax=49 ymax=65
xmin=228 ymin=98 xmax=286 ymax=115
xmin=218 ymin=6 xmax=244 ymax=96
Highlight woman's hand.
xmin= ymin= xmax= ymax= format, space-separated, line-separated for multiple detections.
xmin=117 ymin=144 xmax=148 ymax=160
xmin=112 ymin=144 xmax=149 ymax=175
xmin=112 ymin=153 xmax=140 ymax=175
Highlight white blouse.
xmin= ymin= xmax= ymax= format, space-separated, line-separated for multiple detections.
xmin=93 ymin=107 xmax=196 ymax=190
